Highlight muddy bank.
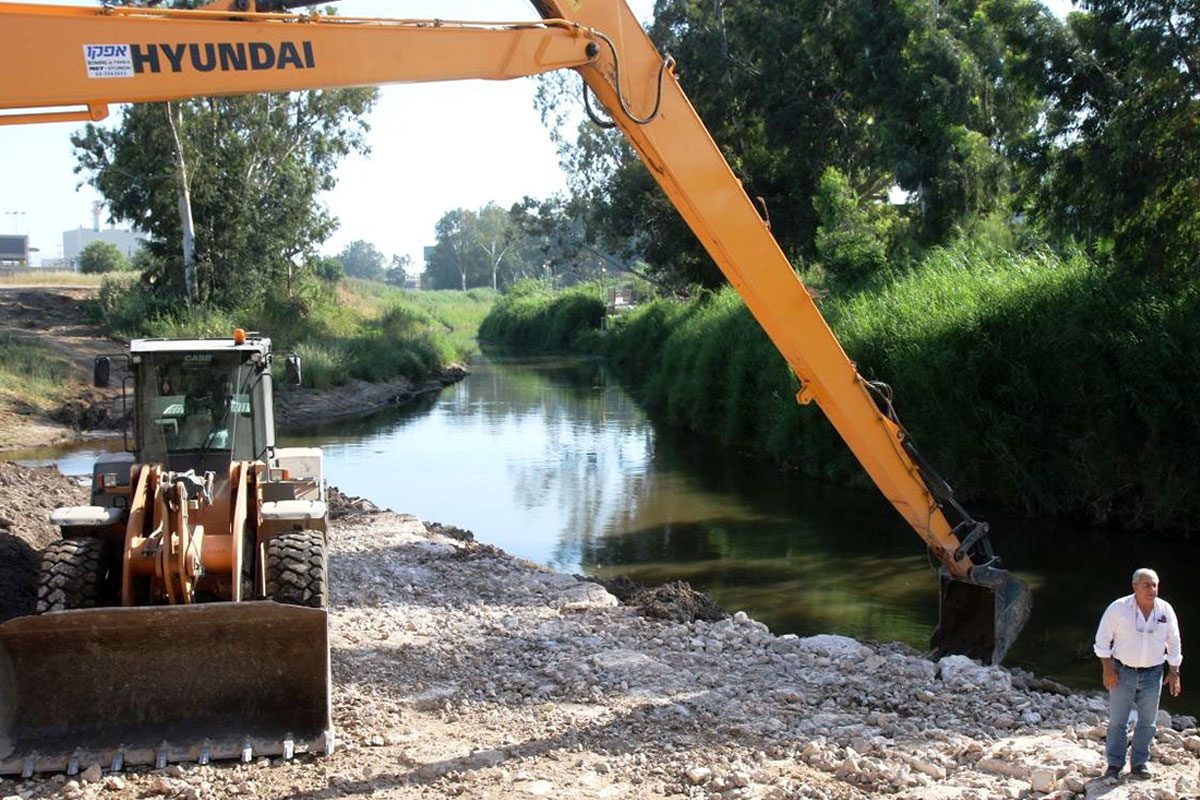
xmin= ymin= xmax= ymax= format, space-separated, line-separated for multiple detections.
xmin=274 ymin=365 xmax=469 ymax=429
xmin=1 ymin=463 xmax=1198 ymax=800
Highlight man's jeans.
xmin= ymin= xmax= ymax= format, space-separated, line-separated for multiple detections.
xmin=1106 ymin=661 xmax=1163 ymax=769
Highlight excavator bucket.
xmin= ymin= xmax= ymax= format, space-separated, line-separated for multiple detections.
xmin=0 ymin=602 xmax=331 ymax=776
xmin=932 ymin=566 xmax=1032 ymax=665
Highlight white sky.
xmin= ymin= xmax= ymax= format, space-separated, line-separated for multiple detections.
xmin=1 ymin=0 xmax=1068 ymax=268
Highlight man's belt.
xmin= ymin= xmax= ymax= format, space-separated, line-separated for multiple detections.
xmin=1114 ymin=658 xmax=1164 ymax=672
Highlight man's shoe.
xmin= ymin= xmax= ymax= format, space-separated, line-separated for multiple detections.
xmin=1130 ymin=764 xmax=1152 ymax=780
xmin=1103 ymin=766 xmax=1122 ymax=781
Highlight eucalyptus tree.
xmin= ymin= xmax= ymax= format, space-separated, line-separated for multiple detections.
xmin=72 ymin=88 xmax=377 ymax=308
xmin=539 ymin=0 xmax=1059 ymax=285
xmin=1029 ymin=0 xmax=1199 ymax=276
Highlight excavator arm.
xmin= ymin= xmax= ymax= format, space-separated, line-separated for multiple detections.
xmin=0 ymin=0 xmax=1029 ymax=662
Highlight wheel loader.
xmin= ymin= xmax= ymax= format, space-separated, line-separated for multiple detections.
xmin=0 ymin=331 xmax=333 ymax=776
xmin=0 ymin=0 xmax=1031 ymax=775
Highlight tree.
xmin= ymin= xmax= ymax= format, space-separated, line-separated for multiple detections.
xmin=72 ymin=87 xmax=377 ymax=308
xmin=338 ymin=240 xmax=387 ymax=280
xmin=540 ymin=0 xmax=1059 ymax=284
xmin=385 ymin=254 xmax=412 ymax=287
xmin=78 ymin=240 xmax=128 ymax=274
xmin=426 ymin=209 xmax=482 ymax=290
xmin=813 ymin=167 xmax=902 ymax=283
xmin=472 ymin=203 xmax=519 ymax=291
xmin=1028 ymin=0 xmax=1200 ymax=277
xmin=314 ymin=255 xmax=345 ymax=283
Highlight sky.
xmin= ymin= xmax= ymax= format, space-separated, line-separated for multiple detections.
xmin=1 ymin=0 xmax=1068 ymax=268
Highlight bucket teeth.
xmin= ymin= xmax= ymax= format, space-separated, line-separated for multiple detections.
xmin=0 ymin=732 xmax=330 ymax=775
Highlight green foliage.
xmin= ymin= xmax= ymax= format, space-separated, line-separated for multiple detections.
xmin=72 ymin=84 xmax=377 ymax=308
xmin=78 ymin=241 xmax=129 ymax=274
xmin=95 ymin=274 xmax=496 ymax=391
xmin=482 ymin=244 xmax=1200 ymax=532
xmin=337 ymin=240 xmax=386 ymax=281
xmin=426 ymin=197 xmax=636 ymax=291
xmin=0 ymin=333 xmax=75 ymax=411
xmin=813 ymin=167 xmax=903 ymax=283
xmin=1028 ymin=0 xmax=1200 ymax=277
xmin=479 ymin=280 xmax=605 ymax=351
xmin=537 ymin=0 xmax=1059 ymax=283
xmin=314 ymin=256 xmax=345 ymax=283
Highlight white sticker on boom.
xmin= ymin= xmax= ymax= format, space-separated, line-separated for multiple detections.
xmin=84 ymin=44 xmax=134 ymax=78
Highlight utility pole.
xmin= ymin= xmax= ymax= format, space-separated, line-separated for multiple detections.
xmin=3 ymin=210 xmax=25 ymax=234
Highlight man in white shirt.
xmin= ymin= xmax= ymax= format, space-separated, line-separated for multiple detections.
xmin=1094 ymin=567 xmax=1183 ymax=780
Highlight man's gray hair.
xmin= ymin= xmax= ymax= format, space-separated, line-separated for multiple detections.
xmin=1132 ymin=567 xmax=1159 ymax=586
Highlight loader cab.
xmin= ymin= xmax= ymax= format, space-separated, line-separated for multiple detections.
xmin=130 ymin=336 xmax=276 ymax=472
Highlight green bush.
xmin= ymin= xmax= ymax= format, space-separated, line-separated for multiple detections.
xmin=96 ymin=272 xmax=495 ymax=391
xmin=813 ymin=167 xmax=902 ymax=284
xmin=480 ymin=282 xmax=604 ymax=351
xmin=78 ymin=241 xmax=129 ymax=274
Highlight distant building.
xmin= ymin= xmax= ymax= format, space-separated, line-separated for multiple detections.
xmin=63 ymin=226 xmax=145 ymax=266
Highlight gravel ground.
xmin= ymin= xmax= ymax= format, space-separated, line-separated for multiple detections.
xmin=1 ymin=466 xmax=1199 ymax=800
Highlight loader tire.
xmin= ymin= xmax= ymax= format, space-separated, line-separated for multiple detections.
xmin=36 ymin=537 xmax=109 ymax=613
xmin=265 ymin=530 xmax=327 ymax=609
xmin=0 ymin=531 xmax=39 ymax=621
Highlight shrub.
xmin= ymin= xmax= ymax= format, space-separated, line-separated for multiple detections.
xmin=78 ymin=241 xmax=128 ymax=274
xmin=813 ymin=167 xmax=901 ymax=285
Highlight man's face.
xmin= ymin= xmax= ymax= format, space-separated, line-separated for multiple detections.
xmin=1133 ymin=575 xmax=1159 ymax=606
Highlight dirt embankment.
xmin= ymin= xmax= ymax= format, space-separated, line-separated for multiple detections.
xmin=1 ymin=463 xmax=1199 ymax=800
xmin=0 ymin=286 xmax=468 ymax=450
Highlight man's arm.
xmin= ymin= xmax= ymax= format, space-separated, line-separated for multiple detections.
xmin=1166 ymin=602 xmax=1182 ymax=697
xmin=1095 ymin=602 xmax=1119 ymax=690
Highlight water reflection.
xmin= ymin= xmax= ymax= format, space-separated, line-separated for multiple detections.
xmin=15 ymin=354 xmax=1200 ymax=714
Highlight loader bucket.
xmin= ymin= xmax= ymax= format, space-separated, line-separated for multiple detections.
xmin=931 ymin=565 xmax=1032 ymax=665
xmin=0 ymin=602 xmax=331 ymax=776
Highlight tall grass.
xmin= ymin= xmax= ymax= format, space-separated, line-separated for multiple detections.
xmin=0 ymin=271 xmax=104 ymax=288
xmin=479 ymin=280 xmax=605 ymax=351
xmin=481 ymin=243 xmax=1200 ymax=532
xmin=0 ymin=334 xmax=75 ymax=411
xmin=96 ymin=277 xmax=497 ymax=390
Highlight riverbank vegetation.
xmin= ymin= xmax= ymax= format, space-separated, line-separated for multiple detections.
xmin=481 ymin=242 xmax=1200 ymax=534
xmin=96 ymin=275 xmax=495 ymax=390
xmin=0 ymin=334 xmax=75 ymax=416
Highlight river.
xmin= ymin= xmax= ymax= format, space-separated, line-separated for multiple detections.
xmin=14 ymin=354 xmax=1200 ymax=715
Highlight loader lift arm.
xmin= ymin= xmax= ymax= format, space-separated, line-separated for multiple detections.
xmin=0 ymin=0 xmax=1029 ymax=662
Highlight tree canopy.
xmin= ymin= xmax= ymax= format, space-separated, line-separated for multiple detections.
xmin=73 ymin=88 xmax=377 ymax=308
xmin=338 ymin=240 xmax=388 ymax=281
xmin=1028 ymin=0 xmax=1200 ymax=277
xmin=539 ymin=0 xmax=1066 ymax=287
